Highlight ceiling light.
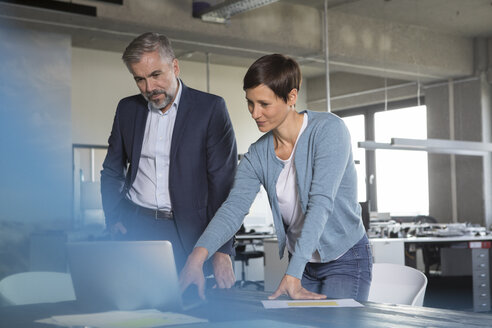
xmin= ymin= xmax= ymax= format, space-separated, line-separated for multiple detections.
xmin=358 ymin=138 xmax=492 ymax=156
xmin=198 ymin=0 xmax=279 ymax=24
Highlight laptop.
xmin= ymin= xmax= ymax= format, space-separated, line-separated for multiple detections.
xmin=67 ymin=240 xmax=201 ymax=312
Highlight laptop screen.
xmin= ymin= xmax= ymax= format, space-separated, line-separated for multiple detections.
xmin=67 ymin=240 xmax=183 ymax=311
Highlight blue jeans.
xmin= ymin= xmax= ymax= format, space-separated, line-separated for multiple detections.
xmin=301 ymin=235 xmax=372 ymax=301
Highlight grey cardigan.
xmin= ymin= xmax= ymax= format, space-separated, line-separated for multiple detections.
xmin=195 ymin=110 xmax=366 ymax=279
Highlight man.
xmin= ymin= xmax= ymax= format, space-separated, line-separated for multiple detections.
xmin=101 ymin=32 xmax=237 ymax=289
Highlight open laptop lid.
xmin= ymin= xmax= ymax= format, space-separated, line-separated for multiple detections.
xmin=67 ymin=240 xmax=185 ymax=312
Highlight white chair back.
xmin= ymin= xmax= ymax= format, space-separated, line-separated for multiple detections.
xmin=368 ymin=263 xmax=427 ymax=306
xmin=0 ymin=271 xmax=76 ymax=305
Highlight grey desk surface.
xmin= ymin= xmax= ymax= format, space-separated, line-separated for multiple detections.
xmin=370 ymin=235 xmax=492 ymax=243
xmin=2 ymin=289 xmax=492 ymax=328
xmin=235 ymin=233 xmax=276 ymax=240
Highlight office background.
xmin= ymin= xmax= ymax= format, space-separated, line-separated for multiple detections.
xmin=0 ymin=0 xmax=491 ymax=312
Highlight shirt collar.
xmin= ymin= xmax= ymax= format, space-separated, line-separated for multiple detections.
xmin=173 ymin=78 xmax=183 ymax=111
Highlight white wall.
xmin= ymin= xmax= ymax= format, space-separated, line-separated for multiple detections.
xmin=72 ymin=47 xmax=308 ymax=154
xmin=72 ymin=47 xmax=135 ymax=146
xmin=178 ymin=60 xmax=260 ymax=154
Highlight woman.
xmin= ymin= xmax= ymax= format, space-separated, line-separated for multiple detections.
xmin=180 ymin=54 xmax=372 ymax=301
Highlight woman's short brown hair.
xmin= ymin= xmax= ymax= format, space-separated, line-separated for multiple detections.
xmin=243 ymin=54 xmax=302 ymax=103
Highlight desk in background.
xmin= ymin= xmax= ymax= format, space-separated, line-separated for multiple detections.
xmin=263 ymin=235 xmax=492 ymax=312
xmin=263 ymin=238 xmax=288 ymax=292
xmin=234 ymin=233 xmax=275 ymax=287
xmin=235 ymin=233 xmax=276 ymax=244
xmin=370 ymin=235 xmax=492 ymax=312
xmin=2 ymin=289 xmax=492 ymax=328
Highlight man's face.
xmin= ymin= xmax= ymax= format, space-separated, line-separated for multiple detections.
xmin=129 ymin=51 xmax=180 ymax=112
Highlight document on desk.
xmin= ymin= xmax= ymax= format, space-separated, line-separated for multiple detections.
xmin=262 ymin=298 xmax=363 ymax=309
xmin=35 ymin=309 xmax=207 ymax=328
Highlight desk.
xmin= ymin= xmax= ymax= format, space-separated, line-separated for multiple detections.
xmin=2 ymin=289 xmax=492 ymax=328
xmin=263 ymin=238 xmax=288 ymax=292
xmin=234 ymin=233 xmax=275 ymax=283
xmin=235 ymin=233 xmax=276 ymax=243
xmin=370 ymin=235 xmax=492 ymax=312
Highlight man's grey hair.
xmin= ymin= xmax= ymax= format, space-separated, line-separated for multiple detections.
xmin=122 ymin=32 xmax=175 ymax=68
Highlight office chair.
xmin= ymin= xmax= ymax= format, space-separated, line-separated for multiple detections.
xmin=234 ymin=225 xmax=264 ymax=290
xmin=359 ymin=201 xmax=370 ymax=231
xmin=0 ymin=271 xmax=76 ymax=305
xmin=413 ymin=215 xmax=441 ymax=275
xmin=368 ymin=263 xmax=427 ymax=306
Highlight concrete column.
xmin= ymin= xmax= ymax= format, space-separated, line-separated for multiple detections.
xmin=426 ymin=84 xmax=453 ymax=222
xmin=477 ymin=38 xmax=492 ymax=229
xmin=0 ymin=26 xmax=72 ymax=225
xmin=365 ymin=112 xmax=377 ymax=211
xmin=481 ymin=71 xmax=492 ymax=229
xmin=426 ymin=77 xmax=486 ymax=225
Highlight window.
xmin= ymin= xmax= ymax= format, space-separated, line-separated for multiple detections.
xmin=374 ymin=106 xmax=428 ymax=216
xmin=73 ymin=144 xmax=107 ymax=228
xmin=342 ymin=115 xmax=366 ymax=202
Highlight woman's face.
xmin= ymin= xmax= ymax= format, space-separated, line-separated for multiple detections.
xmin=245 ymin=84 xmax=294 ymax=133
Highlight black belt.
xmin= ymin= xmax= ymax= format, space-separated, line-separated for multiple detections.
xmin=125 ymin=199 xmax=173 ymax=220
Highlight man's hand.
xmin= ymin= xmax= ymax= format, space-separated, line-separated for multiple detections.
xmin=110 ymin=222 xmax=127 ymax=236
xmin=268 ymin=274 xmax=327 ymax=300
xmin=179 ymin=247 xmax=209 ymax=300
xmin=212 ymin=252 xmax=236 ymax=289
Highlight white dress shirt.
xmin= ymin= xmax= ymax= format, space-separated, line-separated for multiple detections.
xmin=127 ymin=80 xmax=182 ymax=211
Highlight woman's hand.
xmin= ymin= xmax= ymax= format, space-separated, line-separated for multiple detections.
xmin=268 ymin=274 xmax=327 ymax=300
xmin=179 ymin=247 xmax=209 ymax=300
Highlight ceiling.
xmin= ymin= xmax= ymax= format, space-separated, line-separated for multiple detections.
xmin=286 ymin=0 xmax=492 ymax=37
xmin=0 ymin=0 xmax=490 ymax=81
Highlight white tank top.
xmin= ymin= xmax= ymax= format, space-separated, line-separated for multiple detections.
xmin=276 ymin=113 xmax=321 ymax=262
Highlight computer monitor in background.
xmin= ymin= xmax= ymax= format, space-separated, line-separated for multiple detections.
xmin=242 ymin=189 xmax=369 ymax=234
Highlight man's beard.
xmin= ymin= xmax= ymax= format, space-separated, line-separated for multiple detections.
xmin=144 ymin=89 xmax=174 ymax=111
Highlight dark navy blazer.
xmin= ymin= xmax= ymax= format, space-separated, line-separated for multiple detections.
xmin=101 ymin=82 xmax=237 ymax=255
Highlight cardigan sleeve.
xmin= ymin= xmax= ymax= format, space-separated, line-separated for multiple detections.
xmin=195 ymin=150 xmax=262 ymax=258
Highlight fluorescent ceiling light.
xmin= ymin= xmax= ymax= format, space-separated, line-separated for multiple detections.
xmin=391 ymin=138 xmax=492 ymax=152
xmin=200 ymin=0 xmax=280 ymax=24
xmin=358 ymin=138 xmax=492 ymax=157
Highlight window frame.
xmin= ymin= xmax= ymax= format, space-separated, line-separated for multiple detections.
xmin=336 ymin=97 xmax=425 ymax=216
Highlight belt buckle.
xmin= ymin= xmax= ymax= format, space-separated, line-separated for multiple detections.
xmin=154 ymin=209 xmax=164 ymax=220
xmin=154 ymin=209 xmax=172 ymax=220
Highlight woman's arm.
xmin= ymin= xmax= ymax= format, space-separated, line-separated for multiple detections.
xmin=179 ymin=152 xmax=262 ymax=297
xmin=194 ymin=153 xmax=262 ymax=257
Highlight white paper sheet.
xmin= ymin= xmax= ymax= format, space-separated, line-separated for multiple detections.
xmin=35 ymin=309 xmax=207 ymax=328
xmin=262 ymin=298 xmax=363 ymax=309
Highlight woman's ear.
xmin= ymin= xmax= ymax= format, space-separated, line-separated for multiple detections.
xmin=287 ymin=88 xmax=298 ymax=107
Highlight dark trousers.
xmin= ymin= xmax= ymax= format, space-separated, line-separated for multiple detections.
xmin=117 ymin=200 xmax=187 ymax=273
